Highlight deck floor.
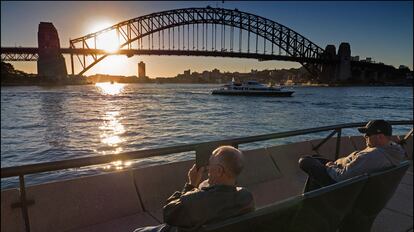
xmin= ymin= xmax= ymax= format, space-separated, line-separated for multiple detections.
xmin=372 ymin=161 xmax=413 ymax=232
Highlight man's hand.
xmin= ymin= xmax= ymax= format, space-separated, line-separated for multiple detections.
xmin=325 ymin=161 xmax=336 ymax=167
xmin=188 ymin=164 xmax=205 ymax=187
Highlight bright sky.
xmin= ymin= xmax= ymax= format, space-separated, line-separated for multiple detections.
xmin=1 ymin=1 xmax=413 ymax=77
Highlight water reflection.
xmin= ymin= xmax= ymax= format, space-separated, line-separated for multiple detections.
xmin=95 ymin=82 xmax=132 ymax=171
xmin=99 ymin=111 xmax=125 ymax=154
xmin=102 ymin=160 xmax=133 ymax=171
xmin=39 ymin=90 xmax=69 ymax=159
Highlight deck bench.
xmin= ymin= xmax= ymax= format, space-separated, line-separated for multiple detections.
xmin=201 ymin=175 xmax=367 ymax=232
xmin=200 ymin=195 xmax=302 ymax=232
xmin=201 ymin=161 xmax=410 ymax=232
xmin=2 ymin=135 xmax=410 ymax=232
xmin=26 ymin=171 xmax=152 ymax=232
xmin=338 ymin=160 xmax=410 ymax=232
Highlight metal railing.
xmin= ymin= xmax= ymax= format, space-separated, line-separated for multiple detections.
xmin=1 ymin=120 xmax=413 ymax=232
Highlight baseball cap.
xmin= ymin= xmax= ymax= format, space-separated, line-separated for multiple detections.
xmin=357 ymin=120 xmax=392 ymax=136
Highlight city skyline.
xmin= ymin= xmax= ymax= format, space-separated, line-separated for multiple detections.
xmin=1 ymin=1 xmax=413 ymax=78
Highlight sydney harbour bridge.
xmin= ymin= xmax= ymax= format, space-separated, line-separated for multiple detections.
xmin=0 ymin=7 xmax=397 ymax=82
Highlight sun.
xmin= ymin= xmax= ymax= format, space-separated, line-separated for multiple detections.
xmin=89 ymin=21 xmax=119 ymax=52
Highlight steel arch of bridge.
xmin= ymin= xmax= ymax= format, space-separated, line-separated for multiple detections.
xmin=70 ymin=7 xmax=326 ymax=76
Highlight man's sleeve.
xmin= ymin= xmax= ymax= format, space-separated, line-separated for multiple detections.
xmin=334 ymin=151 xmax=357 ymax=167
xmin=163 ymin=188 xmax=210 ymax=228
xmin=327 ymin=151 xmax=379 ymax=181
xmin=165 ymin=183 xmax=197 ymax=203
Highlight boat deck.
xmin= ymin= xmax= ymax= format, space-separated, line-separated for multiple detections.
xmin=372 ymin=160 xmax=413 ymax=232
xmin=1 ymin=134 xmax=412 ymax=232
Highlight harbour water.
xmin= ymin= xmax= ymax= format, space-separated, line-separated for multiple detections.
xmin=1 ymin=84 xmax=413 ymax=189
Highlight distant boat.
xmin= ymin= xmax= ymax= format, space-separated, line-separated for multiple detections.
xmin=212 ymin=78 xmax=294 ymax=97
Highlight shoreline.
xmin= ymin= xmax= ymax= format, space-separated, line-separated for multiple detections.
xmin=2 ymin=62 xmax=412 ymax=88
xmin=1 ymin=81 xmax=412 ymax=87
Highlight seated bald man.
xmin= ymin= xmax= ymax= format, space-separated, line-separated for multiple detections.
xmin=134 ymin=145 xmax=254 ymax=232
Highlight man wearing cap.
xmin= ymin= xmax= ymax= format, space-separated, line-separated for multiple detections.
xmin=299 ymin=120 xmax=407 ymax=191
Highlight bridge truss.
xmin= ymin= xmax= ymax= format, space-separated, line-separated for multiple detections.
xmin=69 ymin=7 xmax=326 ymax=76
xmin=1 ymin=52 xmax=38 ymax=61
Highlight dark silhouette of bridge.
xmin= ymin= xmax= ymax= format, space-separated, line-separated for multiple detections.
xmin=0 ymin=47 xmax=332 ymax=64
xmin=0 ymin=7 xmax=400 ymax=82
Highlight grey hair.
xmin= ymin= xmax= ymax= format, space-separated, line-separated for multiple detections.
xmin=212 ymin=145 xmax=245 ymax=177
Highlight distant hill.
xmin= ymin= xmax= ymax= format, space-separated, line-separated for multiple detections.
xmin=1 ymin=62 xmax=89 ymax=86
xmin=2 ymin=61 xmax=411 ymax=86
xmin=1 ymin=62 xmax=39 ymax=85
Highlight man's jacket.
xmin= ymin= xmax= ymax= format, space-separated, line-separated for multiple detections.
xmin=163 ymin=183 xmax=255 ymax=231
xmin=326 ymin=141 xmax=406 ymax=182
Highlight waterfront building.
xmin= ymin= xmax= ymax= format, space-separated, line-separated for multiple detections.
xmin=351 ymin=56 xmax=360 ymax=61
xmin=399 ymin=65 xmax=409 ymax=70
xmin=211 ymin=68 xmax=220 ymax=78
xmin=202 ymin=71 xmax=210 ymax=79
xmin=138 ymin=61 xmax=146 ymax=78
xmin=362 ymin=57 xmax=373 ymax=63
xmin=184 ymin=69 xmax=191 ymax=77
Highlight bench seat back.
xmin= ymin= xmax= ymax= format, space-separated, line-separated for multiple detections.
xmin=201 ymin=175 xmax=368 ymax=232
xmin=26 ymin=171 xmax=143 ymax=232
xmin=338 ymin=161 xmax=410 ymax=232
xmin=290 ymin=175 xmax=368 ymax=232
xmin=201 ymin=196 xmax=302 ymax=232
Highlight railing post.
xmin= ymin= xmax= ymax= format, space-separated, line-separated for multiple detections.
xmin=335 ymin=129 xmax=342 ymax=160
xmin=312 ymin=129 xmax=338 ymax=153
xmin=18 ymin=175 xmax=31 ymax=232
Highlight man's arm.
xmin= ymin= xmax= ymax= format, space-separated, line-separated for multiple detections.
xmin=163 ymin=189 xmax=211 ymax=228
xmin=163 ymin=164 xmax=207 ymax=227
xmin=165 ymin=183 xmax=197 ymax=203
xmin=165 ymin=164 xmax=205 ymax=203
xmin=333 ymin=151 xmax=358 ymax=167
xmin=327 ymin=150 xmax=382 ymax=181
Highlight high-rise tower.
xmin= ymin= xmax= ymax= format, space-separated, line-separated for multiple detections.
xmin=138 ymin=61 xmax=146 ymax=78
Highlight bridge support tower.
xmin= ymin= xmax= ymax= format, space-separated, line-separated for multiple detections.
xmin=37 ymin=22 xmax=67 ymax=80
xmin=320 ymin=45 xmax=336 ymax=82
xmin=336 ymin=43 xmax=351 ymax=81
xmin=320 ymin=42 xmax=352 ymax=83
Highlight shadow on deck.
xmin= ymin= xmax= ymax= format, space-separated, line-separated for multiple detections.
xmin=372 ymin=161 xmax=413 ymax=232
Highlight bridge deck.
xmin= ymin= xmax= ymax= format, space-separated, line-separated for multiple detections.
xmin=372 ymin=160 xmax=413 ymax=232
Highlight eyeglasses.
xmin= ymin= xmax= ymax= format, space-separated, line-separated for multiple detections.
xmin=364 ymin=133 xmax=382 ymax=138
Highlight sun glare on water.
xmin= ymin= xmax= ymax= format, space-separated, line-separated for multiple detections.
xmin=98 ymin=110 xmax=132 ymax=171
xmin=95 ymin=82 xmax=125 ymax=95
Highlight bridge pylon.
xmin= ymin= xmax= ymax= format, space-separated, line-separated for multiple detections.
xmin=336 ymin=43 xmax=351 ymax=81
xmin=37 ymin=22 xmax=67 ymax=80
xmin=320 ymin=42 xmax=352 ymax=83
xmin=320 ymin=45 xmax=336 ymax=82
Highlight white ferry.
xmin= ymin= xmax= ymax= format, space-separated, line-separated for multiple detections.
xmin=212 ymin=79 xmax=294 ymax=97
